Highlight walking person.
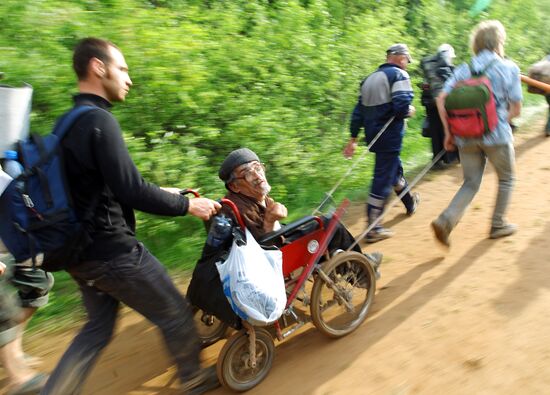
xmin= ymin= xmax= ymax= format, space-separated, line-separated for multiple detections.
xmin=527 ymin=54 xmax=550 ymax=136
xmin=1 ymin=242 xmax=49 ymax=395
xmin=420 ymin=43 xmax=459 ymax=168
xmin=431 ymin=20 xmax=522 ymax=246
xmin=344 ymin=43 xmax=420 ymax=243
xmin=41 ymin=37 xmax=221 ymax=395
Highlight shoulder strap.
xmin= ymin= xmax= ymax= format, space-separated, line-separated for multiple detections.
xmin=469 ymin=59 xmax=499 ymax=77
xmin=53 ymin=105 xmax=97 ymax=140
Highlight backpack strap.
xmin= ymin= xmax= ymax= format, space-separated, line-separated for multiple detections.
xmin=26 ymin=106 xmax=99 ymax=167
xmin=469 ymin=58 xmax=499 ymax=77
xmin=53 ymin=105 xmax=97 ymax=140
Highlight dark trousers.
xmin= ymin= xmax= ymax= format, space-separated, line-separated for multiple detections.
xmin=324 ymin=218 xmax=362 ymax=254
xmin=367 ymin=151 xmax=414 ymax=228
xmin=426 ymin=105 xmax=458 ymax=163
xmin=41 ymin=243 xmax=200 ymax=395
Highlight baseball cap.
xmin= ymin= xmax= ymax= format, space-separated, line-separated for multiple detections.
xmin=387 ymin=43 xmax=413 ymax=63
xmin=437 ymin=43 xmax=456 ymax=58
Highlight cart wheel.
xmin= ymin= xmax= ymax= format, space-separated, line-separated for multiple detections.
xmin=216 ymin=328 xmax=275 ymax=392
xmin=192 ymin=307 xmax=229 ymax=348
xmin=310 ymin=251 xmax=376 ymax=338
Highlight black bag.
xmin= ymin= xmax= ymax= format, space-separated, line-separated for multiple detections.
xmin=421 ymin=118 xmax=431 ymax=138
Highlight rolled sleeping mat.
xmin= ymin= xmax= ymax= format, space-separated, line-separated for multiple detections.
xmin=0 ymin=83 xmax=33 ymax=157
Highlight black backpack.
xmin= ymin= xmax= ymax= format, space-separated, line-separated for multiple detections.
xmin=420 ymin=53 xmax=454 ymax=105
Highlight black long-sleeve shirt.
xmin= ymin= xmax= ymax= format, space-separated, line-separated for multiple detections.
xmin=61 ymin=93 xmax=189 ymax=261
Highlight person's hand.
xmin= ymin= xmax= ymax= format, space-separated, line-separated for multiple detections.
xmin=0 ymin=261 xmax=6 ymax=276
xmin=407 ymin=105 xmax=416 ymax=118
xmin=444 ymin=133 xmax=456 ymax=152
xmin=188 ymin=198 xmax=221 ymax=221
xmin=343 ymin=139 xmax=357 ymax=159
xmin=263 ymin=200 xmax=287 ymax=233
xmin=265 ymin=200 xmax=288 ymax=223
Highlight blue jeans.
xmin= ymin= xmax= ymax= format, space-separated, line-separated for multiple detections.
xmin=41 ymin=243 xmax=200 ymax=395
xmin=438 ymin=142 xmax=515 ymax=230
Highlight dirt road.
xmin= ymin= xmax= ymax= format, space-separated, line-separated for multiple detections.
xmin=3 ymin=111 xmax=550 ymax=395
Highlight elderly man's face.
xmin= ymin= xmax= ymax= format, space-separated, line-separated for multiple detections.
xmin=229 ymin=161 xmax=271 ymax=201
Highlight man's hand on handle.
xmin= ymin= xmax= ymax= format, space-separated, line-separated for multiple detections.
xmin=188 ymin=198 xmax=221 ymax=221
xmin=343 ymin=138 xmax=357 ymax=159
xmin=161 ymin=187 xmax=220 ymax=220
xmin=444 ymin=133 xmax=456 ymax=152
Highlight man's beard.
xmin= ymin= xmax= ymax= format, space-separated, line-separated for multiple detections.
xmin=258 ymin=180 xmax=271 ymax=196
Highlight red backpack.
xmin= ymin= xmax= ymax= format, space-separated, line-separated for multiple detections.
xmin=444 ymin=61 xmax=498 ymax=138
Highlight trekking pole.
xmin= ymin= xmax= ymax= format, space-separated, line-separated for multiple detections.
xmin=346 ymin=149 xmax=446 ymax=251
xmin=312 ymin=116 xmax=395 ymax=215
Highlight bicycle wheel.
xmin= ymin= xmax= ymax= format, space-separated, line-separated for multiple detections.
xmin=216 ymin=328 xmax=275 ymax=392
xmin=310 ymin=251 xmax=376 ymax=338
xmin=192 ymin=307 xmax=229 ymax=348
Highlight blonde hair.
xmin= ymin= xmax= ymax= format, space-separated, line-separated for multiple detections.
xmin=470 ymin=20 xmax=506 ymax=57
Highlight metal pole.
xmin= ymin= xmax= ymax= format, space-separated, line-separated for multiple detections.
xmin=346 ymin=149 xmax=447 ymax=251
xmin=313 ymin=116 xmax=395 ymax=215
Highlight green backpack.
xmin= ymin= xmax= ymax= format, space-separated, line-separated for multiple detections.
xmin=445 ymin=61 xmax=498 ymax=138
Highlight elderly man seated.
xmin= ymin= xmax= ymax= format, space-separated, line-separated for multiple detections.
xmin=187 ymin=148 xmax=382 ymax=328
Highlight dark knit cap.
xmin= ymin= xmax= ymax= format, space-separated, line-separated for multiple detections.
xmin=218 ymin=148 xmax=260 ymax=183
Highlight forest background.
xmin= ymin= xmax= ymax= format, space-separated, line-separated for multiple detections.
xmin=0 ymin=0 xmax=548 ymax=328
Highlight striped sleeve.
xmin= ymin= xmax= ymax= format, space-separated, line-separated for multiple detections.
xmin=390 ymin=69 xmax=414 ymax=118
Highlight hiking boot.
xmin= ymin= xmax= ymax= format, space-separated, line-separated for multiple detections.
xmin=182 ymin=366 xmax=220 ymax=395
xmin=406 ymin=192 xmax=421 ymax=216
xmin=489 ymin=223 xmax=517 ymax=239
xmin=431 ymin=217 xmax=451 ymax=247
xmin=365 ymin=227 xmax=394 ymax=243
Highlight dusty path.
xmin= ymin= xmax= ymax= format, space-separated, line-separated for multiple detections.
xmin=2 ymin=111 xmax=550 ymax=395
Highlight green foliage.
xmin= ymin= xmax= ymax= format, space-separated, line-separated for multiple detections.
xmin=0 ymin=0 xmax=547 ymax=329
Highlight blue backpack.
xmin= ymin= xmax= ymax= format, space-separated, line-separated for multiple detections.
xmin=0 ymin=105 xmax=97 ymax=271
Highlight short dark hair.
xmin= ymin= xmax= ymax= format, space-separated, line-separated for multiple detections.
xmin=72 ymin=37 xmax=119 ymax=80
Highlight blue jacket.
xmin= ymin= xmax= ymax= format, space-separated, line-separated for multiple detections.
xmin=350 ymin=63 xmax=414 ymax=152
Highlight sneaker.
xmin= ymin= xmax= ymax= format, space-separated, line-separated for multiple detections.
xmin=365 ymin=227 xmax=394 ymax=243
xmin=183 ymin=366 xmax=220 ymax=395
xmin=432 ymin=161 xmax=447 ymax=171
xmin=364 ymin=252 xmax=383 ymax=280
xmin=365 ymin=252 xmax=383 ymax=268
xmin=431 ymin=217 xmax=451 ymax=247
xmin=406 ymin=192 xmax=421 ymax=216
xmin=364 ymin=252 xmax=384 ymax=280
xmin=489 ymin=223 xmax=517 ymax=239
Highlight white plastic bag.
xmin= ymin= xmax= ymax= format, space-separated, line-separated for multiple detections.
xmin=216 ymin=229 xmax=286 ymax=326
xmin=0 ymin=169 xmax=12 ymax=197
